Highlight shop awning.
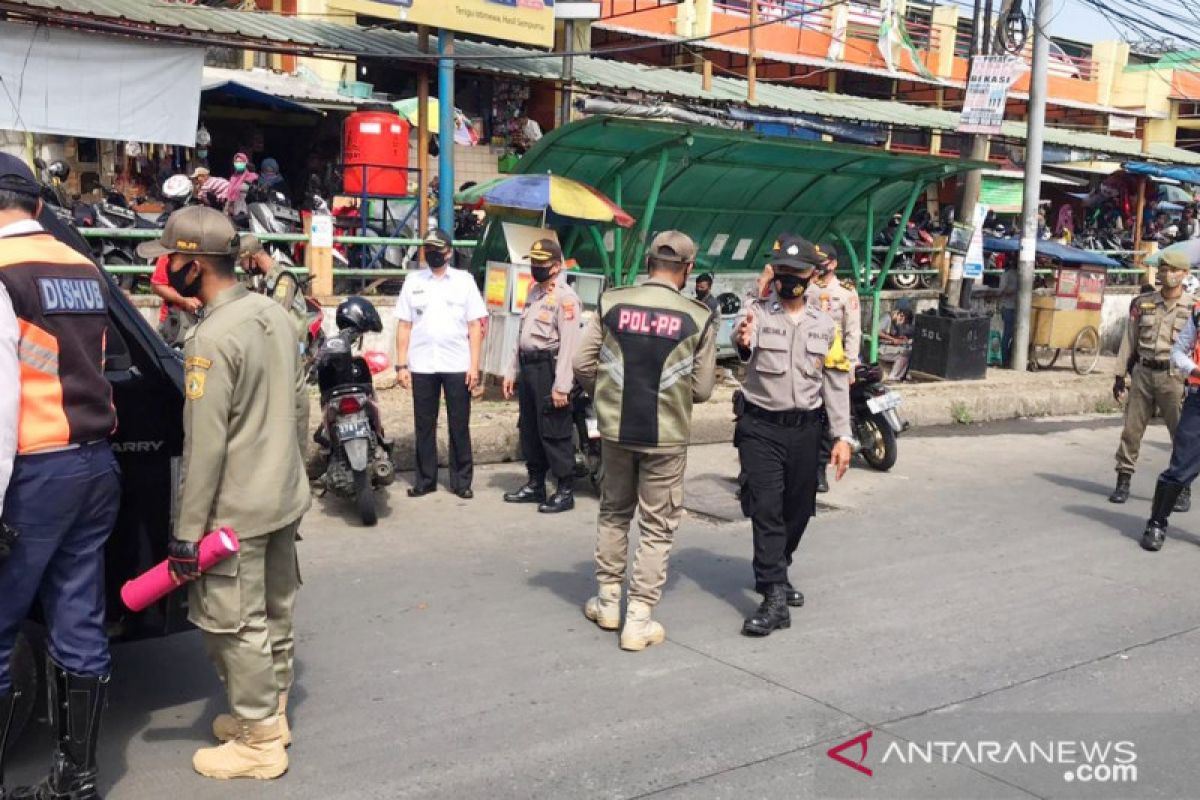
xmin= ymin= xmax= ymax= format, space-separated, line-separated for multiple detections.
xmin=983 ymin=236 xmax=1121 ymax=268
xmin=512 ymin=116 xmax=987 ymax=275
xmin=202 ymin=67 xmax=358 ymax=113
xmin=1122 ymin=161 xmax=1200 ymax=185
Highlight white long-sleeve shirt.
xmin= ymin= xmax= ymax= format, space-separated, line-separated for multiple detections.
xmin=0 ymin=218 xmax=41 ymax=516
xmin=1171 ymin=309 xmax=1199 ymax=379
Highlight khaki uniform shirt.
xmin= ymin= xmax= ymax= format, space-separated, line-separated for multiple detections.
xmin=177 ymin=284 xmax=311 ymax=542
xmin=504 ymin=276 xmax=583 ymax=395
xmin=1116 ymin=290 xmax=1195 ymax=378
xmin=737 ymin=294 xmax=852 ymax=439
xmin=804 ymin=275 xmax=861 ymax=367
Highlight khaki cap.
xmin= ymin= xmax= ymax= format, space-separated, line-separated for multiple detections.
xmin=239 ymin=233 xmax=264 ymax=257
xmin=1159 ymin=249 xmax=1192 ymax=270
xmin=137 ymin=205 xmax=240 ymax=259
xmin=648 ymin=230 xmax=696 ymax=263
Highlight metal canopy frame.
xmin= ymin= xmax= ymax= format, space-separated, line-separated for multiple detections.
xmin=515 ymin=116 xmax=987 ymax=360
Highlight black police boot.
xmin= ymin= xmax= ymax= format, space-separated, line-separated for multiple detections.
xmin=504 ymin=474 xmax=546 ymax=504
xmin=1 ymin=689 xmax=20 ymax=800
xmin=816 ymin=467 xmax=830 ymax=494
xmin=1175 ymin=485 xmax=1192 ymax=513
xmin=742 ymin=584 xmax=791 ymax=637
xmin=538 ymin=477 xmax=575 ymax=514
xmin=784 ymin=583 xmax=805 ymax=608
xmin=1108 ymin=472 xmax=1132 ymax=504
xmin=12 ymin=661 xmax=107 ymax=800
xmin=1142 ymin=480 xmax=1184 ymax=553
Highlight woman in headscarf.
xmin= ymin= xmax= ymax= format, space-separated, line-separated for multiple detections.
xmin=259 ymin=157 xmax=290 ymax=203
xmin=222 ymin=151 xmax=258 ymax=220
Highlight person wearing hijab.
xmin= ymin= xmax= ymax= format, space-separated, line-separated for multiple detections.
xmin=223 ymin=152 xmax=258 ymax=219
xmin=259 ymin=157 xmax=289 ymax=203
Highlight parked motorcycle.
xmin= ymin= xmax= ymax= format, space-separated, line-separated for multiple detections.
xmin=850 ymin=363 xmax=905 ymax=471
xmin=72 ymin=191 xmax=157 ymax=290
xmin=246 ymin=184 xmax=303 ymax=267
xmin=312 ymin=297 xmax=393 ymax=526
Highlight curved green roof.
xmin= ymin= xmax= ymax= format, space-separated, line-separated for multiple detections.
xmin=514 ymin=116 xmax=986 ymax=277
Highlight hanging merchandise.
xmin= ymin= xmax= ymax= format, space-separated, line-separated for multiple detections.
xmin=125 ymin=141 xmax=143 ymax=159
xmin=196 ymin=125 xmax=212 ymax=148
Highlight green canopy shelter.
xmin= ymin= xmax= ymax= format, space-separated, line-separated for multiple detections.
xmin=486 ymin=116 xmax=986 ymax=360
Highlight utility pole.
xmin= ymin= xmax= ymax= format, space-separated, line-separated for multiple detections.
xmin=945 ymin=0 xmax=992 ymax=308
xmin=559 ymin=18 xmax=575 ymax=127
xmin=748 ymin=0 xmax=758 ymax=103
xmin=1012 ymin=0 xmax=1049 ymax=373
xmin=437 ymin=29 xmax=455 ymax=234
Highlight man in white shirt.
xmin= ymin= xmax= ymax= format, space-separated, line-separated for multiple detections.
xmin=394 ymin=228 xmax=487 ymax=498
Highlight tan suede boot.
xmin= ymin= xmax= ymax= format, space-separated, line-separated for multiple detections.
xmin=583 ymin=583 xmax=621 ymax=630
xmin=619 ymin=600 xmax=665 ymax=652
xmin=193 ymin=716 xmax=288 ymax=780
xmin=213 ymin=691 xmax=290 ymax=747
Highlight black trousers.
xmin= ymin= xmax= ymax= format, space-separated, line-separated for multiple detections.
xmin=517 ymin=358 xmax=576 ymax=482
xmin=411 ymin=371 xmax=473 ymax=492
xmin=736 ymin=412 xmax=821 ymax=594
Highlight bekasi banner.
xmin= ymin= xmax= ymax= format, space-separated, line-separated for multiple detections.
xmin=958 ymin=56 xmax=1019 ymax=135
xmin=337 ymin=0 xmax=557 ymax=49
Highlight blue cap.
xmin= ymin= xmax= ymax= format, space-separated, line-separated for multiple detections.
xmin=0 ymin=153 xmax=39 ymax=197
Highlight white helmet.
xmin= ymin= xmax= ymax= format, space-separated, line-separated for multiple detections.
xmin=162 ymin=174 xmax=193 ymax=201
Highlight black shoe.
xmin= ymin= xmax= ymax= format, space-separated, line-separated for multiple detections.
xmin=742 ymin=585 xmax=791 ymax=636
xmin=504 ymin=477 xmax=546 ymax=504
xmin=11 ymin=660 xmax=107 ymax=800
xmin=407 ymin=485 xmax=436 ymax=498
xmin=784 ymin=585 xmax=805 ymax=608
xmin=1175 ymin=486 xmax=1191 ymax=513
xmin=538 ymin=484 xmax=575 ymax=514
xmin=1141 ymin=480 xmax=1184 ymax=552
xmin=1141 ymin=522 xmax=1166 ymax=552
xmin=1109 ymin=473 xmax=1131 ymax=504
xmin=816 ymin=469 xmax=829 ymax=494
xmin=455 ymin=488 xmax=474 ymax=500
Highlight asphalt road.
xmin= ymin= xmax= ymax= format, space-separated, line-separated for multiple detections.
xmin=9 ymin=415 xmax=1200 ymax=799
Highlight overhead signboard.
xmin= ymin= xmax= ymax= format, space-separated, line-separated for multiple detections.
xmin=958 ymin=56 xmax=1018 ymax=135
xmin=337 ymin=0 xmax=557 ymax=49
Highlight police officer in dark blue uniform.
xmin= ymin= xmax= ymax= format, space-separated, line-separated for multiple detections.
xmin=0 ymin=153 xmax=119 ymax=800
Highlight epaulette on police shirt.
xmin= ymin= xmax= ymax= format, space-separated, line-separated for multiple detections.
xmin=840 ymin=278 xmax=858 ymax=292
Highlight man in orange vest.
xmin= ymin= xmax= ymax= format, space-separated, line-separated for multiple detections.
xmin=0 ymin=153 xmax=119 ymax=800
xmin=1141 ymin=282 xmax=1200 ymax=551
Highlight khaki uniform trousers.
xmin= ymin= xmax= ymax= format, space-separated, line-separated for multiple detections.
xmin=1115 ymin=365 xmax=1185 ymax=474
xmin=594 ymin=441 xmax=687 ymax=606
xmin=188 ymin=521 xmax=301 ymax=721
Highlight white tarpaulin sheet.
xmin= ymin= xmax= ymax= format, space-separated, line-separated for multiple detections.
xmin=0 ymin=22 xmax=203 ymax=146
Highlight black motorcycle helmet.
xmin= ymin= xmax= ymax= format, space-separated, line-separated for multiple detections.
xmin=47 ymin=160 xmax=70 ymax=181
xmin=335 ymin=296 xmax=382 ymax=334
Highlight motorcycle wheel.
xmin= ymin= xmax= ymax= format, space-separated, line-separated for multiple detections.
xmin=106 ymin=250 xmax=138 ymax=292
xmin=888 ymin=261 xmax=921 ymax=290
xmin=858 ymin=416 xmax=898 ymax=471
xmin=353 ymin=468 xmax=377 ymax=527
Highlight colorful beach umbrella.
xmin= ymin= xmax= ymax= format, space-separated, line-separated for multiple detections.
xmin=455 ymin=174 xmax=635 ymax=228
xmin=392 ymin=97 xmax=440 ymax=134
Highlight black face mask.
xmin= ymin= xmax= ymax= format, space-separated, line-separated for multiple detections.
xmin=425 ymin=250 xmax=448 ymax=269
xmin=168 ymin=260 xmax=202 ymax=298
xmin=696 ymin=288 xmax=710 ymax=300
xmin=774 ymin=273 xmax=810 ymax=299
xmin=530 ymin=265 xmax=554 ymax=284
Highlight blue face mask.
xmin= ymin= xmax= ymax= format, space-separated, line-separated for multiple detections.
xmin=233 ymin=162 xmax=247 ymax=173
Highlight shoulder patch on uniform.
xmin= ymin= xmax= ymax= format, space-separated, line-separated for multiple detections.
xmin=273 ymin=281 xmax=290 ymax=300
xmin=185 ymin=369 xmax=207 ymax=400
xmin=562 ymin=300 xmax=577 ymax=321
xmin=185 ymin=356 xmax=212 ymax=370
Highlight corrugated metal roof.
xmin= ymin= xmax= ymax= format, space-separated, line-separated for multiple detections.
xmin=5 ymin=0 xmax=1200 ymax=165
xmin=202 ymin=66 xmax=355 ymax=108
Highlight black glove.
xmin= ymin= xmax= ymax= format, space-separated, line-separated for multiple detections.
xmin=0 ymin=522 xmax=17 ymax=565
xmin=167 ymin=538 xmax=200 ymax=582
xmin=1113 ymin=376 xmax=1127 ymax=402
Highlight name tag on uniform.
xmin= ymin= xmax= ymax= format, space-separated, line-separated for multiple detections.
xmin=615 ymin=307 xmax=684 ymax=340
xmin=38 ymin=277 xmax=105 ymax=314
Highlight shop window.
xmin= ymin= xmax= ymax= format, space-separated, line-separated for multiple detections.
xmin=1178 ymin=102 xmax=1200 ymax=120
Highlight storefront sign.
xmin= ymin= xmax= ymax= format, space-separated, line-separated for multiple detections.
xmin=338 ymin=0 xmax=557 ymax=48
xmin=958 ymin=56 xmax=1018 ymax=135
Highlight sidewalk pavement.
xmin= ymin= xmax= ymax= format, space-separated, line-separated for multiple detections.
xmin=346 ymin=357 xmax=1120 ymax=472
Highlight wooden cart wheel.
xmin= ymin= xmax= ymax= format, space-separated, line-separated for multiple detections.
xmin=1071 ymin=326 xmax=1101 ymax=375
xmin=1029 ymin=345 xmax=1060 ymax=371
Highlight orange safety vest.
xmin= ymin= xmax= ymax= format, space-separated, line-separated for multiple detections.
xmin=0 ymin=232 xmax=116 ymax=454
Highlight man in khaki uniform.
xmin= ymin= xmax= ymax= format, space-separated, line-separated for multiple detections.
xmin=804 ymin=243 xmax=860 ymax=492
xmin=574 ymin=231 xmax=716 ymax=652
xmin=735 ymin=234 xmax=853 ymax=637
xmin=1110 ymin=250 xmax=1194 ymax=510
xmin=240 ymin=233 xmax=311 ymax=455
xmin=502 ymin=239 xmax=584 ymax=513
xmin=138 ymin=207 xmax=310 ymax=781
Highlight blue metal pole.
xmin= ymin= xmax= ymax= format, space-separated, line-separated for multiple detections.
xmin=437 ymin=29 xmax=455 ymax=233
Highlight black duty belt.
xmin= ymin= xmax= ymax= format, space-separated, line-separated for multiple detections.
xmin=744 ymin=402 xmax=823 ymax=427
xmin=519 ymin=349 xmax=558 ymax=366
xmin=1139 ymin=357 xmax=1171 ymax=371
